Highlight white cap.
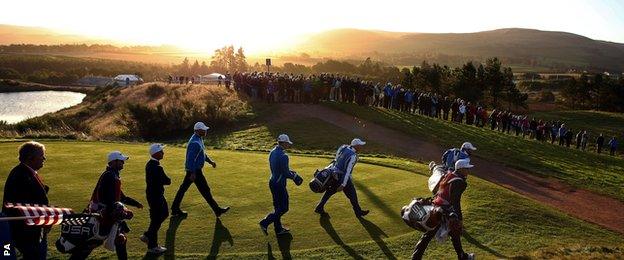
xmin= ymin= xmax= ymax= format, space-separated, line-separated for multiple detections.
xmin=194 ymin=122 xmax=210 ymax=131
xmin=461 ymin=142 xmax=477 ymax=151
xmin=277 ymin=134 xmax=293 ymax=144
xmin=149 ymin=143 xmax=165 ymax=156
xmin=107 ymin=151 xmax=129 ymax=163
xmin=455 ymin=159 xmax=474 ymax=170
xmin=351 ymin=138 xmax=366 ymax=146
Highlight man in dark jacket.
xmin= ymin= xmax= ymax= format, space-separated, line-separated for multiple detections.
xmin=140 ymin=144 xmax=170 ymax=254
xmin=596 ymin=134 xmax=605 ymax=154
xmin=2 ymin=141 xmax=49 ymax=260
xmin=412 ymin=159 xmax=475 ymax=260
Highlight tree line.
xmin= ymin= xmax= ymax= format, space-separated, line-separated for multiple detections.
xmin=560 ymin=73 xmax=624 ymax=112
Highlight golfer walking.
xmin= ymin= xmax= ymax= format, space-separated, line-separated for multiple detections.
xmin=259 ymin=134 xmax=303 ymax=235
xmin=171 ymin=122 xmax=230 ymax=217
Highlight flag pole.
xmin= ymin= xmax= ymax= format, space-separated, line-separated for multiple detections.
xmin=0 ymin=213 xmax=99 ymax=222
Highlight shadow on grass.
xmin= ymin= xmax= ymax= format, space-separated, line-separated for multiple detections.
xmin=319 ymin=214 xmax=364 ymax=260
xmin=463 ymin=230 xmax=507 ymax=259
xmin=206 ymin=219 xmax=234 ymax=260
xmin=358 ymin=217 xmax=397 ymax=259
xmin=267 ymin=232 xmax=294 ymax=260
xmin=355 ymin=180 xmax=403 ymax=223
xmin=164 ymin=215 xmax=185 ymax=260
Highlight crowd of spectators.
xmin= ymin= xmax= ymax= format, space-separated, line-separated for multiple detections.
xmin=230 ymin=71 xmax=620 ymax=157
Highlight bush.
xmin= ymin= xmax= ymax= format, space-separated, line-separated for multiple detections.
xmin=145 ymin=84 xmax=166 ymax=99
xmin=123 ymin=88 xmax=248 ymax=140
xmin=538 ymin=90 xmax=555 ymax=102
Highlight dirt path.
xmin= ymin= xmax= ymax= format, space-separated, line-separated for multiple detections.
xmin=275 ymin=104 xmax=624 ymax=234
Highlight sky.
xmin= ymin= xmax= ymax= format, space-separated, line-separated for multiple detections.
xmin=1 ymin=0 xmax=623 ymax=54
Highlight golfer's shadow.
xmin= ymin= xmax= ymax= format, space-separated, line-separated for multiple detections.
xmin=163 ymin=215 xmax=186 ymax=260
xmin=358 ymin=217 xmax=396 ymax=259
xmin=319 ymin=214 xmax=364 ymax=260
xmin=206 ymin=219 xmax=234 ymax=259
xmin=267 ymin=233 xmax=293 ymax=260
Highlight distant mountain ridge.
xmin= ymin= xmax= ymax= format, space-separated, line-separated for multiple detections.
xmin=297 ymin=28 xmax=624 ymax=72
xmin=0 ymin=24 xmax=115 ymax=45
xmin=1 ymin=24 xmax=623 ymax=72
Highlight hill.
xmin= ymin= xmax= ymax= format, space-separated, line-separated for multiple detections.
xmin=0 ymin=24 xmax=111 ymax=45
xmin=0 ymin=83 xmax=249 ymax=139
xmin=297 ymin=28 xmax=624 ymax=72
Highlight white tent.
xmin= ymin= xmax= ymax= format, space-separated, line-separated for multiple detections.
xmin=113 ymin=74 xmax=143 ymax=86
xmin=198 ymin=73 xmax=225 ymax=84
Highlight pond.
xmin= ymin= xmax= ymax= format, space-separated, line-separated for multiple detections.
xmin=0 ymin=91 xmax=86 ymax=124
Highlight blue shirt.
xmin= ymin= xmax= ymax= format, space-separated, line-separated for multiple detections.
xmin=442 ymin=148 xmax=470 ymax=170
xmin=269 ymin=145 xmax=295 ymax=186
xmin=405 ymin=91 xmax=414 ymax=103
xmin=609 ymin=139 xmax=618 ymax=148
xmin=333 ymin=145 xmax=358 ymax=186
xmin=185 ymin=133 xmax=211 ymax=171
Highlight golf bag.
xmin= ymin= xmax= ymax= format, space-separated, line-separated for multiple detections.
xmin=428 ymin=161 xmax=448 ymax=195
xmin=56 ymin=202 xmax=133 ymax=254
xmin=309 ymin=164 xmax=346 ymax=193
xmin=400 ymin=197 xmax=443 ymax=232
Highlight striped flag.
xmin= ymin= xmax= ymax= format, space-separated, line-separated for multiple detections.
xmin=3 ymin=203 xmax=74 ymax=226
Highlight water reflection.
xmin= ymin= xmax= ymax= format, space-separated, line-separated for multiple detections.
xmin=0 ymin=91 xmax=86 ymax=124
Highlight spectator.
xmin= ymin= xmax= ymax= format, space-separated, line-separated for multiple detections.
xmin=596 ymin=134 xmax=605 ymax=154
xmin=581 ymin=131 xmax=589 ymax=151
xmin=608 ymin=137 xmax=618 ymax=156
xmin=558 ymin=124 xmax=567 ymax=146
xmin=565 ymin=129 xmax=574 ymax=148
xmin=575 ymin=131 xmax=583 ymax=149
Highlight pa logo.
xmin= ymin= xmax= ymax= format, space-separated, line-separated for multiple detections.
xmin=2 ymin=243 xmax=11 ymax=257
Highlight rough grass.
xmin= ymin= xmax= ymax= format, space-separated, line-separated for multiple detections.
xmin=324 ymin=103 xmax=624 ymax=202
xmin=0 ymin=141 xmax=622 ymax=259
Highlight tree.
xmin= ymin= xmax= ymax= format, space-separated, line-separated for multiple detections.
xmin=200 ymin=61 xmax=209 ymax=74
xmin=190 ymin=60 xmax=200 ymax=75
xmin=453 ymin=61 xmax=482 ymax=102
xmin=401 ymin=67 xmax=414 ymax=89
xmin=483 ymin=58 xmax=504 ymax=107
xmin=178 ymin=57 xmax=190 ymax=75
xmin=235 ymin=47 xmax=248 ymax=72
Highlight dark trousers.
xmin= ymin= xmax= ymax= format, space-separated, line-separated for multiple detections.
xmin=260 ymin=182 xmax=289 ymax=231
xmin=14 ymin=238 xmax=46 ymax=260
xmin=316 ymin=178 xmax=363 ymax=215
xmin=145 ymin=197 xmax=169 ymax=248
xmin=412 ymin=226 xmax=465 ymax=260
xmin=171 ymin=170 xmax=220 ymax=213
xmin=10 ymin=224 xmax=46 ymax=260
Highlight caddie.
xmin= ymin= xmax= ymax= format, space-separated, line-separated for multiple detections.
xmin=412 ymin=159 xmax=475 ymax=260
xmin=314 ymin=138 xmax=369 ymax=217
xmin=441 ymin=142 xmax=476 ymax=170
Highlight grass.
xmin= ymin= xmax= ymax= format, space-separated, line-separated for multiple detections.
xmin=0 ymin=141 xmax=622 ymax=259
xmin=324 ymin=102 xmax=624 ymax=202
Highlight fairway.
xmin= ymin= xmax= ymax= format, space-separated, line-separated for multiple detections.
xmin=1 ymin=141 xmax=623 ymax=259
